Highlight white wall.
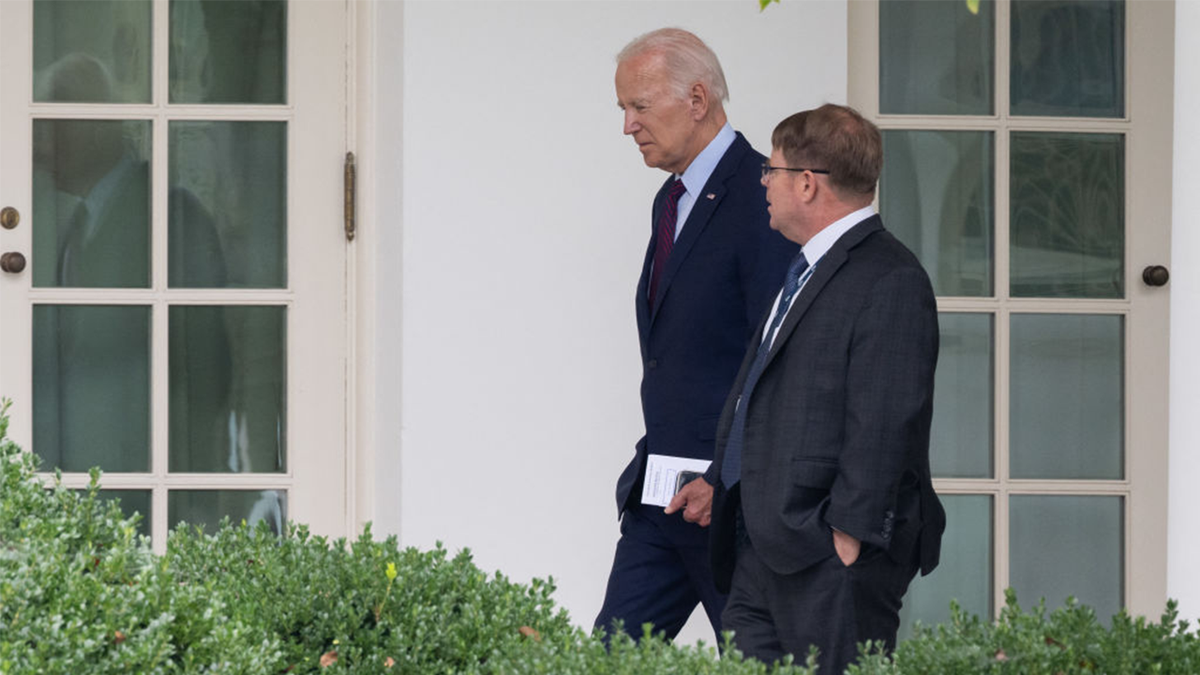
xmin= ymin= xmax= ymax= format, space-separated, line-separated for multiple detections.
xmin=371 ymin=0 xmax=846 ymax=643
xmin=1169 ymin=0 xmax=1200 ymax=626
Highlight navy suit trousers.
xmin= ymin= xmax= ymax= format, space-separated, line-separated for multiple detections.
xmin=594 ymin=504 xmax=726 ymax=640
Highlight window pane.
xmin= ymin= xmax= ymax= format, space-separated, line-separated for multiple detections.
xmin=931 ymin=314 xmax=993 ymax=478
xmin=1010 ymin=314 xmax=1123 ymax=480
xmin=1010 ymin=132 xmax=1124 ymax=299
xmin=169 ymin=121 xmax=287 ymax=288
xmin=34 ymin=0 xmax=151 ymax=103
xmin=899 ymin=495 xmax=992 ymax=640
xmin=1011 ymin=0 xmax=1124 ymax=118
xmin=880 ymin=0 xmax=994 ymax=115
xmin=98 ymin=490 xmax=152 ymax=538
xmin=32 ymin=120 xmax=151 ymax=289
xmin=169 ymin=306 xmax=286 ymax=473
xmin=1010 ymin=495 xmax=1123 ymax=621
xmin=168 ymin=490 xmax=287 ymax=534
xmin=882 ymin=130 xmax=993 ymax=297
xmin=169 ymin=0 xmax=287 ymax=104
xmin=33 ymin=305 xmax=151 ymax=473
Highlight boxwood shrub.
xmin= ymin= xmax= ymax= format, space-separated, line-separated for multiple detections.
xmin=2 ymin=398 xmax=1198 ymax=674
xmin=0 ymin=401 xmax=814 ymax=675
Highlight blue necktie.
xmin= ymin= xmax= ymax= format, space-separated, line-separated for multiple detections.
xmin=721 ymin=251 xmax=810 ymax=488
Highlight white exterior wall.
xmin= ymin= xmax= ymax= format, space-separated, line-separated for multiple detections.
xmin=1169 ymin=0 xmax=1200 ymax=626
xmin=370 ymin=0 xmax=846 ymax=642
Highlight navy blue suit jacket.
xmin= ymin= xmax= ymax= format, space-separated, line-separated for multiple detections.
xmin=614 ymin=132 xmax=798 ymax=544
xmin=709 ymin=215 xmax=946 ymax=591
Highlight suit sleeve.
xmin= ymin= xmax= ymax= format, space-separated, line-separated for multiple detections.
xmin=739 ymin=217 xmax=796 ymax=332
xmin=824 ymin=265 xmax=939 ymax=550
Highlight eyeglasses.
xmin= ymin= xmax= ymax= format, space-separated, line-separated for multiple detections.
xmin=761 ymin=163 xmax=830 ymax=180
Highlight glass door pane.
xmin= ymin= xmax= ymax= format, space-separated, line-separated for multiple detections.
xmin=32 ymin=119 xmax=152 ymax=289
xmin=169 ymin=0 xmax=287 ymax=105
xmin=168 ymin=121 xmax=287 ymax=288
xmin=169 ymin=305 xmax=286 ymax=473
xmin=1010 ymin=314 xmax=1124 ymax=480
xmin=899 ymin=495 xmax=993 ymax=638
xmin=34 ymin=0 xmax=152 ymax=104
xmin=1010 ymin=132 xmax=1124 ymax=299
xmin=879 ymin=0 xmax=994 ymax=115
xmin=168 ymin=489 xmax=287 ymax=533
xmin=1010 ymin=495 xmax=1124 ymax=620
xmin=930 ymin=313 xmax=993 ymax=479
xmin=1010 ymin=0 xmax=1124 ymax=118
xmin=33 ymin=305 xmax=151 ymax=472
xmin=882 ymin=129 xmax=994 ymax=297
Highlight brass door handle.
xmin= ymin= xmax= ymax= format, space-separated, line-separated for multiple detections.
xmin=1142 ymin=265 xmax=1170 ymax=287
xmin=0 ymin=207 xmax=18 ymax=230
xmin=1 ymin=251 xmax=26 ymax=274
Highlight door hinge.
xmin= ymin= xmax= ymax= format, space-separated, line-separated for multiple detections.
xmin=344 ymin=151 xmax=357 ymax=242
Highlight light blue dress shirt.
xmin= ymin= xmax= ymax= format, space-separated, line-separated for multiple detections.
xmin=672 ymin=122 xmax=736 ymax=240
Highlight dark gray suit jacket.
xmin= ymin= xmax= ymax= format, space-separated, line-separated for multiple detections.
xmin=710 ymin=214 xmax=945 ymax=590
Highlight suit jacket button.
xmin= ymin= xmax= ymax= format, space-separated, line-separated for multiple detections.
xmin=647 ymin=359 xmax=658 ymax=369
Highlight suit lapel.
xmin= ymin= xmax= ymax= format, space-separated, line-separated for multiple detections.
xmin=649 ymin=134 xmax=752 ymax=324
xmin=762 ymin=216 xmax=883 ymax=368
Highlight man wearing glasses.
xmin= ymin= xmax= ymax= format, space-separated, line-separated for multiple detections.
xmin=594 ymin=28 xmax=797 ymax=641
xmin=708 ymin=104 xmax=945 ymax=674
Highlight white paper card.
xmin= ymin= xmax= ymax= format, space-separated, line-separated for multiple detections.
xmin=640 ymin=454 xmax=712 ymax=507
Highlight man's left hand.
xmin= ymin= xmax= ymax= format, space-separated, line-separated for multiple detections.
xmin=664 ymin=477 xmax=713 ymax=527
xmin=832 ymin=528 xmax=861 ymax=566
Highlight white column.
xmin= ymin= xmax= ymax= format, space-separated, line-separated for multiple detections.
xmin=1169 ymin=0 xmax=1200 ymax=625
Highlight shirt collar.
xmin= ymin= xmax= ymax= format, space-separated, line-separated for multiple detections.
xmin=800 ymin=205 xmax=877 ymax=265
xmin=676 ymin=122 xmax=736 ymax=196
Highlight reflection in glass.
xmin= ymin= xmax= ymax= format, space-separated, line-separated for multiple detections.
xmin=1011 ymin=0 xmax=1124 ymax=118
xmin=930 ymin=314 xmax=993 ymax=478
xmin=1010 ymin=314 xmax=1123 ymax=480
xmin=880 ymin=0 xmax=994 ymax=115
xmin=32 ymin=120 xmax=151 ymax=289
xmin=168 ymin=490 xmax=287 ymax=535
xmin=1010 ymin=495 xmax=1123 ymax=622
xmin=33 ymin=305 xmax=151 ymax=473
xmin=169 ymin=121 xmax=287 ymax=288
xmin=34 ymin=0 xmax=151 ymax=103
xmin=1011 ymin=133 xmax=1124 ymax=298
xmin=169 ymin=306 xmax=286 ymax=473
xmin=170 ymin=0 xmax=287 ymax=104
xmin=882 ymin=130 xmax=993 ymax=297
xmin=899 ymin=495 xmax=992 ymax=640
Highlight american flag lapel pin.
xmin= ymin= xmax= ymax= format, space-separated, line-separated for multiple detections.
xmin=706 ymin=193 xmax=716 ymax=200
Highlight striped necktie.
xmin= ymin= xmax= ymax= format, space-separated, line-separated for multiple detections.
xmin=721 ymin=251 xmax=810 ymax=488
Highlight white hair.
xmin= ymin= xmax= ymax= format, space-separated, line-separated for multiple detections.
xmin=617 ymin=28 xmax=730 ymax=105
xmin=35 ymin=52 xmax=114 ymax=103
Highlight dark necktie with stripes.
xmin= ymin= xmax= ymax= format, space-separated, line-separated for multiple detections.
xmin=648 ymin=178 xmax=686 ymax=308
xmin=721 ymin=251 xmax=810 ymax=488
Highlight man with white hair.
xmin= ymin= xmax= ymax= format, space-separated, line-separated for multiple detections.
xmin=596 ymin=28 xmax=797 ymax=641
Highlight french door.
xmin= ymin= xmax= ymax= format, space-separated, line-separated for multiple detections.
xmin=851 ymin=0 xmax=1172 ymax=630
xmin=0 ymin=0 xmax=349 ymax=551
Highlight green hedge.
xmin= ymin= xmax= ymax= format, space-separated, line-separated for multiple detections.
xmin=2 ymin=399 xmax=1198 ymax=674
xmin=0 ymin=401 xmax=814 ymax=675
